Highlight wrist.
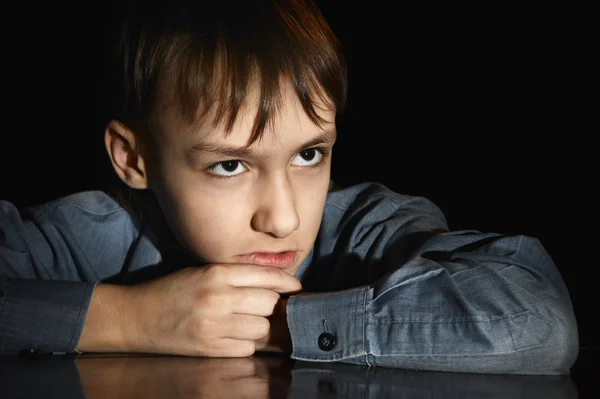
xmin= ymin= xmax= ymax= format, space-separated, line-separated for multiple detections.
xmin=78 ymin=283 xmax=134 ymax=352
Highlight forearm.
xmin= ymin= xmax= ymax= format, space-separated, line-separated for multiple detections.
xmin=288 ymin=287 xmax=577 ymax=374
xmin=1 ymin=195 xmax=145 ymax=354
xmin=287 ymin=236 xmax=578 ymax=374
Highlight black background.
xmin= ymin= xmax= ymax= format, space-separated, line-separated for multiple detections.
xmin=1 ymin=2 xmax=595 ymax=349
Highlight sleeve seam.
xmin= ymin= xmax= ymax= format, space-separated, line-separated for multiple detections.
xmin=368 ymin=310 xmax=545 ymax=324
xmin=68 ymin=282 xmax=96 ymax=350
xmin=33 ymin=200 xmax=127 ymax=218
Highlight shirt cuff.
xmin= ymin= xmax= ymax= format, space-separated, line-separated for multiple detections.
xmin=287 ymin=286 xmax=370 ymax=362
xmin=0 ymin=279 xmax=95 ymax=354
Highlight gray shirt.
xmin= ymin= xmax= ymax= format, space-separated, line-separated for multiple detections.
xmin=0 ymin=182 xmax=578 ymax=374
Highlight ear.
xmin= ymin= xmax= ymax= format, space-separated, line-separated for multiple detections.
xmin=104 ymin=120 xmax=150 ymax=189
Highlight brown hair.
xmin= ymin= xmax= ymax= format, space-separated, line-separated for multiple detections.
xmin=110 ymin=0 xmax=348 ymax=149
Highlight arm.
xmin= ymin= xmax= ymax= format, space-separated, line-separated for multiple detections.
xmin=0 ymin=192 xmax=140 ymax=354
xmin=286 ymin=183 xmax=578 ymax=374
xmin=1 ymin=193 xmax=302 ymax=357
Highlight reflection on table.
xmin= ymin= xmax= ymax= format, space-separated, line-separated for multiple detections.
xmin=0 ymin=353 xmax=578 ymax=398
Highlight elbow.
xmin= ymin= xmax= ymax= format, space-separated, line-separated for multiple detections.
xmin=515 ymin=301 xmax=579 ymax=375
xmin=512 ymin=236 xmax=579 ymax=374
xmin=500 ymin=308 xmax=578 ymax=375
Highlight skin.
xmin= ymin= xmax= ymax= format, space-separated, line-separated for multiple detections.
xmin=77 ymin=83 xmax=337 ymax=357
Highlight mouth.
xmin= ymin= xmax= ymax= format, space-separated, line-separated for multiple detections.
xmin=235 ymin=251 xmax=298 ymax=269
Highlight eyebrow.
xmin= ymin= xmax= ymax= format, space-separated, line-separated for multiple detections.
xmin=187 ymin=128 xmax=337 ymax=159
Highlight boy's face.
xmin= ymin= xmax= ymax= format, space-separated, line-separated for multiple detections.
xmin=147 ymin=85 xmax=336 ymax=276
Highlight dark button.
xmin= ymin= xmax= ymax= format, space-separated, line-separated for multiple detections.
xmin=18 ymin=348 xmax=40 ymax=359
xmin=318 ymin=332 xmax=336 ymax=351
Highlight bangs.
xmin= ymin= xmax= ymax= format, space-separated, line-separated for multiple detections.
xmin=119 ymin=0 xmax=347 ymax=144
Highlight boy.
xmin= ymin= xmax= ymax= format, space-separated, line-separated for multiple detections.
xmin=0 ymin=0 xmax=578 ymax=374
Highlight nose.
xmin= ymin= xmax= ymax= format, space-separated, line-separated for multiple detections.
xmin=251 ymin=176 xmax=300 ymax=238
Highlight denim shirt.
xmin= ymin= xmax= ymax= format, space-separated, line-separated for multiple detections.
xmin=0 ymin=182 xmax=579 ymax=374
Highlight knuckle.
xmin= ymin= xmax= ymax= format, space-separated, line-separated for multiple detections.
xmin=264 ymin=266 xmax=282 ymax=280
xmin=203 ymin=263 xmax=230 ymax=281
xmin=252 ymin=289 xmax=279 ymax=314
xmin=269 ymin=292 xmax=281 ymax=311
xmin=202 ymin=315 xmax=219 ymax=329
xmin=262 ymin=267 xmax=300 ymax=289
xmin=269 ymin=297 xmax=282 ymax=314
xmin=291 ymin=278 xmax=302 ymax=291
xmin=240 ymin=341 xmax=256 ymax=357
xmin=257 ymin=317 xmax=270 ymax=337
xmin=266 ymin=268 xmax=288 ymax=286
xmin=190 ymin=317 xmax=214 ymax=338
xmin=267 ymin=290 xmax=281 ymax=306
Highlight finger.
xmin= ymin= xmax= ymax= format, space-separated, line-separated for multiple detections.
xmin=222 ymin=314 xmax=271 ymax=341
xmin=229 ymin=287 xmax=281 ymax=316
xmin=206 ymin=264 xmax=302 ymax=294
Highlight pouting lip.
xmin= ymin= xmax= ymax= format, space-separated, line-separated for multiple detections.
xmin=237 ymin=249 xmax=299 ymax=256
xmin=234 ymin=250 xmax=299 ymax=268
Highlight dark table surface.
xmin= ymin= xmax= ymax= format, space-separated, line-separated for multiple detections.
xmin=1 ymin=348 xmax=597 ymax=398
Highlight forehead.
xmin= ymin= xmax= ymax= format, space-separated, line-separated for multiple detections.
xmin=162 ymin=82 xmax=337 ymax=148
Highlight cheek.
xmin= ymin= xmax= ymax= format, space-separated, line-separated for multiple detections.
xmin=176 ymin=192 xmax=250 ymax=259
xmin=154 ymin=167 xmax=248 ymax=258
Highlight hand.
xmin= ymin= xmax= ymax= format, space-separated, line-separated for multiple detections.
xmin=78 ymin=264 xmax=302 ymax=357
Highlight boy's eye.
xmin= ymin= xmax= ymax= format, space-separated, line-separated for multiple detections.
xmin=207 ymin=148 xmax=325 ymax=178
xmin=292 ymin=148 xmax=323 ymax=167
xmin=207 ymin=160 xmax=247 ymax=177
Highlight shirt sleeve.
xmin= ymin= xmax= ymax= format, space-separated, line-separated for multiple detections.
xmin=0 ymin=192 xmax=138 ymax=354
xmin=287 ymin=183 xmax=579 ymax=375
